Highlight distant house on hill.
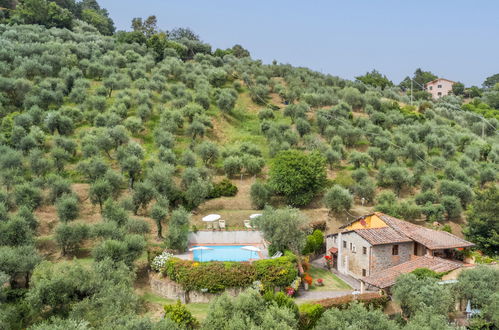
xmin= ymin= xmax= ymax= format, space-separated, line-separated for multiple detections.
xmin=326 ymin=212 xmax=474 ymax=292
xmin=425 ymin=78 xmax=456 ymax=99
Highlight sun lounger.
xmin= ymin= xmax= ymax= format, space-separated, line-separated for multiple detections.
xmin=271 ymin=251 xmax=283 ymax=259
xmin=244 ymin=219 xmax=252 ymax=229
xmin=219 ymin=220 xmax=226 ymax=230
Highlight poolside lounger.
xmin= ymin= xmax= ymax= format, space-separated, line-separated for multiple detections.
xmin=244 ymin=219 xmax=252 ymax=229
xmin=219 ymin=220 xmax=226 ymax=230
xmin=207 ymin=222 xmax=213 ymax=230
xmin=271 ymin=251 xmax=283 ymax=259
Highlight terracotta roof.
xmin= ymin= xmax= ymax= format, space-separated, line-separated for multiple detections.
xmin=354 ymin=227 xmax=412 ymax=245
xmin=376 ymin=213 xmax=474 ymax=250
xmin=362 ymin=256 xmax=465 ymax=289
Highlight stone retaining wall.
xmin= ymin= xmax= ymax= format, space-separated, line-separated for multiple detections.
xmin=149 ymin=272 xmax=246 ymax=303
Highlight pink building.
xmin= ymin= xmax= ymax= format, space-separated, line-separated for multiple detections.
xmin=425 ymin=78 xmax=455 ymax=99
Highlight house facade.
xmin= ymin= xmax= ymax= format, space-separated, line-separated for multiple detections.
xmin=425 ymin=78 xmax=455 ymax=99
xmin=326 ymin=212 xmax=474 ymax=291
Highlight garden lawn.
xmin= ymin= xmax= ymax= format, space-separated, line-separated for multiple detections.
xmin=141 ymin=292 xmax=211 ymax=321
xmin=308 ymin=266 xmax=351 ymax=291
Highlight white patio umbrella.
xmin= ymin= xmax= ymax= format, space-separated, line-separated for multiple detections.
xmin=202 ymin=214 xmax=221 ymax=222
xmin=249 ymin=213 xmax=262 ymax=219
xmin=202 ymin=214 xmax=221 ymax=229
xmin=241 ymin=246 xmax=261 ymax=259
xmin=189 ymin=246 xmax=213 ymax=262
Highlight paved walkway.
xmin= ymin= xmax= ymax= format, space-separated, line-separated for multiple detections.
xmin=295 ymin=290 xmax=355 ymax=302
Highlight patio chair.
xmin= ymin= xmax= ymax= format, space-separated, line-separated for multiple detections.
xmin=206 ymin=222 xmax=213 ymax=230
xmin=219 ymin=220 xmax=226 ymax=230
xmin=271 ymin=251 xmax=283 ymax=259
xmin=244 ymin=219 xmax=252 ymax=229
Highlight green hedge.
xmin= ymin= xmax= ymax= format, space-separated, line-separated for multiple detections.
xmin=316 ymin=293 xmax=389 ymax=310
xmin=161 ymin=256 xmax=297 ymax=293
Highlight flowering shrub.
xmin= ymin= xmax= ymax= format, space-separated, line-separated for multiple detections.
xmin=324 ymin=255 xmax=333 ymax=269
xmin=285 ymin=276 xmax=302 ymax=296
xmin=303 ymin=273 xmax=313 ymax=285
xmin=151 ymin=251 xmax=174 ymax=271
xmin=161 ymin=256 xmax=297 ymax=293
xmin=285 ymin=287 xmax=295 ymax=296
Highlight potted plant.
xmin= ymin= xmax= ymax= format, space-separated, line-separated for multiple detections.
xmin=324 ymin=255 xmax=333 ymax=269
xmin=316 ymin=278 xmax=324 ymax=286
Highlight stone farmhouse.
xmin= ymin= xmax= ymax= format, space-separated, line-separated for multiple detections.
xmin=326 ymin=212 xmax=474 ymax=292
xmin=425 ymin=78 xmax=456 ymax=99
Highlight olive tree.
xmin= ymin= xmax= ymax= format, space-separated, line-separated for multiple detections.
xmin=323 ymin=185 xmax=353 ymax=213
xmin=56 ymin=194 xmax=79 ymax=222
xmin=165 ymin=207 xmax=190 ymax=251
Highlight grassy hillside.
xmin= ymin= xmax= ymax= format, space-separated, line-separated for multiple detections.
xmin=0 ymin=19 xmax=498 ymax=328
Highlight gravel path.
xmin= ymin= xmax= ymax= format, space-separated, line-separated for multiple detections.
xmin=295 ymin=290 xmax=356 ymax=301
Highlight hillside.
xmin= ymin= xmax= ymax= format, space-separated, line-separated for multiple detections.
xmin=0 ymin=9 xmax=498 ymax=329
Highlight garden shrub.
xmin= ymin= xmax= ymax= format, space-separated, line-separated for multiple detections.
xmin=315 ymin=292 xmax=389 ymax=310
xmin=163 ymin=300 xmax=199 ymax=329
xmin=161 ymin=256 xmax=297 ymax=293
xmin=302 ymin=230 xmax=324 ymax=255
xmin=208 ymin=178 xmax=238 ymax=198
xmin=299 ymin=303 xmax=325 ymax=330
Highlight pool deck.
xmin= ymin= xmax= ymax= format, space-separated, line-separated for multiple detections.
xmin=176 ymin=230 xmax=269 ymax=261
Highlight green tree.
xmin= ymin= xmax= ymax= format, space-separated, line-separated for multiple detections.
xmin=131 ymin=180 xmax=156 ymax=215
xmin=463 ymin=185 xmax=499 ymax=255
xmin=253 ymin=206 xmax=307 ymax=273
xmin=150 ymin=200 xmax=168 ymax=238
xmin=165 ymin=207 xmax=190 ymax=251
xmin=269 ymin=150 xmax=326 ymax=207
xmin=355 ymin=69 xmax=393 ymax=89
xmin=13 ymin=0 xmax=74 ymax=29
xmin=54 ymin=222 xmax=90 ymax=256
xmin=349 ymin=151 xmax=372 ymax=169
xmin=250 ymin=181 xmax=271 ymax=209
xmin=56 ymin=193 xmax=79 ymax=222
xmin=454 ymin=266 xmax=499 ymax=309
xmin=0 ymin=245 xmax=41 ymax=287
xmin=483 ymin=73 xmax=499 ymax=89
xmin=323 ymin=185 xmax=353 ymax=213
xmin=92 ymin=234 xmax=146 ymax=266
xmin=203 ymin=289 xmax=298 ymax=330
xmin=217 ymin=89 xmax=237 ymax=114
xmin=392 ymin=273 xmax=454 ymax=318
xmin=223 ymin=156 xmax=242 ymax=178
xmin=440 ymin=195 xmax=462 ymax=220
xmin=399 ymin=68 xmax=438 ymax=91
xmin=451 ymin=82 xmax=465 ymax=95
xmin=163 ymin=300 xmax=199 ymax=329
xmin=89 ymin=179 xmax=112 ymax=212
xmin=314 ymin=302 xmax=398 ymax=330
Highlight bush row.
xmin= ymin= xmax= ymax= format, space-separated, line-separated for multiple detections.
xmin=160 ymin=256 xmax=297 ymax=293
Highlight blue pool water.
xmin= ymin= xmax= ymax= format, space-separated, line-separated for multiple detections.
xmin=192 ymin=245 xmax=261 ymax=262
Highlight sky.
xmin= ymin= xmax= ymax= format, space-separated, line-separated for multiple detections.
xmin=99 ymin=0 xmax=499 ymax=86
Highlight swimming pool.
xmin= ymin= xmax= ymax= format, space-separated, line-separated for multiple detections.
xmin=192 ymin=245 xmax=261 ymax=262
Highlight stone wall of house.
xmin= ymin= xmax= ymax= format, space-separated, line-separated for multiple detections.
xmin=149 ymin=272 xmax=245 ymax=303
xmin=337 ymin=232 xmax=372 ymax=279
xmin=371 ymin=242 xmax=413 ymax=273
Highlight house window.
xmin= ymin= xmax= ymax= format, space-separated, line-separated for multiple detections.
xmin=333 ymin=236 xmax=337 ymax=243
xmin=350 ymin=243 xmax=352 ymax=250
xmin=438 ymin=92 xmax=442 ymax=96
xmin=352 ymin=245 xmax=356 ymax=253
xmin=362 ymin=269 xmax=367 ymax=276
xmin=363 ymin=247 xmax=367 ymax=255
xmin=392 ymin=244 xmax=399 ymax=255
xmin=437 ymin=84 xmax=442 ymax=88
xmin=343 ymin=241 xmax=347 ymax=248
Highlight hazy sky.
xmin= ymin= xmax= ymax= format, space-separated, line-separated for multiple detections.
xmin=99 ymin=0 xmax=499 ymax=86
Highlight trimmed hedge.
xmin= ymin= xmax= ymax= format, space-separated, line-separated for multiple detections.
xmin=208 ymin=179 xmax=238 ymax=198
xmin=315 ymin=292 xmax=389 ymax=310
xmin=161 ymin=256 xmax=297 ymax=293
